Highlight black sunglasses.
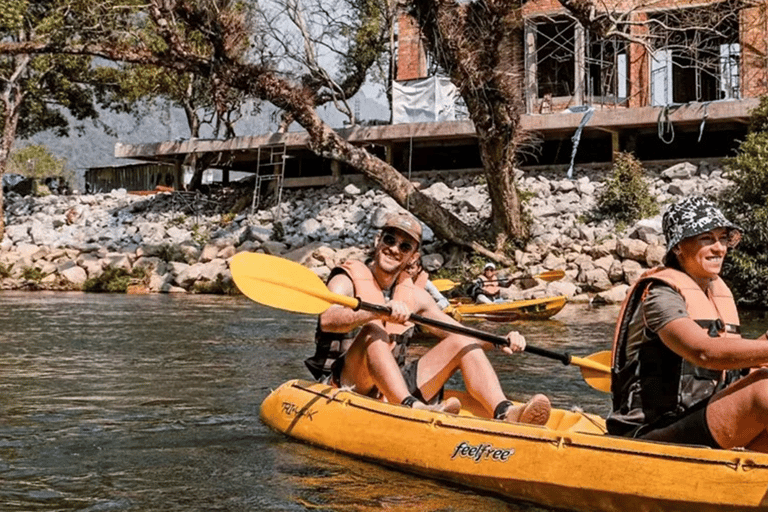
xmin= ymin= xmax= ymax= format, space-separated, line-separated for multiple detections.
xmin=381 ymin=232 xmax=416 ymax=253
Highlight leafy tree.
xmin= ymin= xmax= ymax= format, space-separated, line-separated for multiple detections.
xmin=721 ymin=97 xmax=768 ymax=308
xmin=0 ymin=0 xmax=508 ymax=261
xmin=0 ymin=0 xmax=142 ymax=238
xmin=92 ymin=50 xmax=254 ymax=190
xmin=2 ymin=0 xmax=756 ymax=262
xmin=7 ymin=144 xmax=69 ymax=179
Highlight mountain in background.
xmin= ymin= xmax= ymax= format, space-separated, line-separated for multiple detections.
xmin=24 ymin=89 xmax=391 ymax=190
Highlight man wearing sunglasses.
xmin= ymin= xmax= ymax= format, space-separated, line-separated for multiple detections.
xmin=305 ymin=212 xmax=551 ymax=425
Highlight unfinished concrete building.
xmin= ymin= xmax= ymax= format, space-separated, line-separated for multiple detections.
xmin=395 ymin=0 xmax=768 ymax=166
xmin=115 ymin=0 xmax=768 ymax=195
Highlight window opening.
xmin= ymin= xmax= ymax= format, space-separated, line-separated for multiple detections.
xmin=534 ymin=17 xmax=577 ymax=98
xmin=586 ymin=32 xmax=628 ymax=105
xmin=649 ymin=4 xmax=740 ymax=105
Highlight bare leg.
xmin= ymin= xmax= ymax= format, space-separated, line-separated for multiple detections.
xmin=339 ymin=324 xmax=409 ymax=402
xmin=415 ymin=334 xmax=506 ymax=409
xmin=415 ymin=334 xmax=549 ymax=425
xmin=707 ymin=368 xmax=768 ymax=451
xmin=339 ymin=324 xmax=460 ymax=413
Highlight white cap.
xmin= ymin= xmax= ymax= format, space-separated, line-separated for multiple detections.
xmin=484 ymin=263 xmax=496 ymax=271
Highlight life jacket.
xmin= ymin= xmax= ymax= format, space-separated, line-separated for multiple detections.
xmin=607 ymin=267 xmax=743 ymax=437
xmin=472 ymin=274 xmax=500 ymax=300
xmin=304 ymin=259 xmax=418 ymax=381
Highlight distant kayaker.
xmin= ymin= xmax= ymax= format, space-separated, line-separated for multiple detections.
xmin=304 ymin=212 xmax=551 ymax=424
xmin=608 ymin=196 xmax=768 ymax=450
xmin=472 ymin=263 xmax=509 ymax=303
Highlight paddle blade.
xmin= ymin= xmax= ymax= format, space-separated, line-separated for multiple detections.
xmin=538 ymin=269 xmax=566 ymax=282
xmin=231 ymin=252 xmax=342 ymax=314
xmin=432 ymin=279 xmax=459 ymax=292
xmin=576 ymin=350 xmax=612 ymax=393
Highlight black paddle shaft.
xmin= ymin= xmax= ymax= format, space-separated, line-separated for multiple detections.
xmin=356 ymin=299 xmax=573 ymax=366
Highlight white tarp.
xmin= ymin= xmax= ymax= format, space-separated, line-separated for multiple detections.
xmin=392 ymin=76 xmax=462 ymax=124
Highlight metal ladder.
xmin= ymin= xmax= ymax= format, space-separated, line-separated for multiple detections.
xmin=250 ymin=143 xmax=286 ymax=218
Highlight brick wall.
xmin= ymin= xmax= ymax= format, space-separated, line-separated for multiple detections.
xmin=396 ymin=14 xmax=427 ymax=81
xmin=741 ymin=4 xmax=768 ymax=99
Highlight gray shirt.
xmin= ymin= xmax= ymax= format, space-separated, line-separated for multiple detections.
xmin=624 ymin=282 xmax=688 ymax=360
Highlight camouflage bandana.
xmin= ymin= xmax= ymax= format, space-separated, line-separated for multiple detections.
xmin=662 ymin=196 xmax=742 ymax=254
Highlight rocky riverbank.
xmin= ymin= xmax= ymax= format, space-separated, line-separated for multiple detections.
xmin=0 ymin=160 xmax=733 ymax=303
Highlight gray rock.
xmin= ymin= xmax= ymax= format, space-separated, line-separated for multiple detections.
xmin=594 ymin=284 xmax=630 ymax=304
xmin=662 ymin=162 xmax=697 ymax=180
xmin=58 ymin=261 xmax=87 ymax=285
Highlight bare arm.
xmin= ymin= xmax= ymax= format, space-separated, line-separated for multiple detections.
xmin=658 ymin=318 xmax=768 ymax=370
xmin=318 ymin=273 xmax=411 ymax=332
xmin=414 ymin=286 xmax=526 ymax=354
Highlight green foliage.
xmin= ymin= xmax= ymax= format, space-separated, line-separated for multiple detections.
xmin=192 ymin=275 xmax=239 ymax=295
xmin=0 ymin=0 xmax=25 ymax=32
xmin=11 ymin=53 xmax=102 ymax=139
xmin=594 ymin=152 xmax=659 ymax=224
xmin=220 ymin=212 xmax=236 ymax=226
xmin=7 ymin=145 xmax=72 ymax=182
xmin=83 ymin=265 xmax=149 ymax=293
xmin=272 ymin=221 xmax=285 ymax=242
xmin=169 ymin=214 xmax=188 ymax=227
xmin=721 ymin=123 xmax=768 ymax=309
xmin=748 ymin=95 xmax=768 ymax=134
xmin=155 ymin=243 xmax=187 ymax=263
xmin=0 ymin=262 xmax=13 ymax=279
xmin=191 ymin=224 xmax=210 ymax=245
xmin=723 ymin=131 xmax=768 ymax=204
xmin=21 ymin=267 xmax=45 ymax=282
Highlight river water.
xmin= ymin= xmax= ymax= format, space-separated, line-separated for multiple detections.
xmin=1 ymin=291 xmax=766 ymax=512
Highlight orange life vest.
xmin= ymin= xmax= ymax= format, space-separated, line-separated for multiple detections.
xmin=479 ymin=274 xmax=500 ymax=296
xmin=340 ymin=259 xmax=417 ymax=336
xmin=607 ymin=266 xmax=743 ymax=436
xmin=304 ymin=259 xmax=417 ymax=380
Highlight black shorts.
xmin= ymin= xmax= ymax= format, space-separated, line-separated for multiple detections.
xmin=331 ymin=356 xmax=444 ymax=404
xmin=637 ymin=399 xmax=719 ymax=448
xmin=401 ymin=359 xmax=444 ymax=404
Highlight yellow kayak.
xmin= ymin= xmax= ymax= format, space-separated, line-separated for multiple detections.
xmin=446 ymin=295 xmax=567 ymax=322
xmin=261 ymin=379 xmax=768 ymax=512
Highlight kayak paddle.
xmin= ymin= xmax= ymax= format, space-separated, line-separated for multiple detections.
xmin=230 ymin=252 xmax=611 ymax=393
xmin=432 ymin=269 xmax=566 ymax=292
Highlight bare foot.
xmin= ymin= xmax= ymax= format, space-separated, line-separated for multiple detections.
xmin=411 ymin=396 xmax=462 ymax=414
xmin=502 ymin=394 xmax=551 ymax=425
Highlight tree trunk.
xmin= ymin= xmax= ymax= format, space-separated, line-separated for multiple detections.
xmin=181 ymin=79 xmax=208 ymax=191
xmin=0 ymin=4 xmax=516 ymax=263
xmin=0 ymin=105 xmax=22 ymax=242
xmin=0 ymin=54 xmax=28 ymax=241
xmin=406 ymin=0 xmax=529 ymax=249
xmin=222 ymin=67 xmax=512 ymax=263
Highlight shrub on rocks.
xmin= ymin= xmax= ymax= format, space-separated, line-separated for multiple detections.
xmin=83 ymin=265 xmax=149 ymax=293
xmin=21 ymin=267 xmax=44 ymax=282
xmin=595 ymin=152 xmax=659 ymax=225
xmin=192 ymin=275 xmax=239 ymax=295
